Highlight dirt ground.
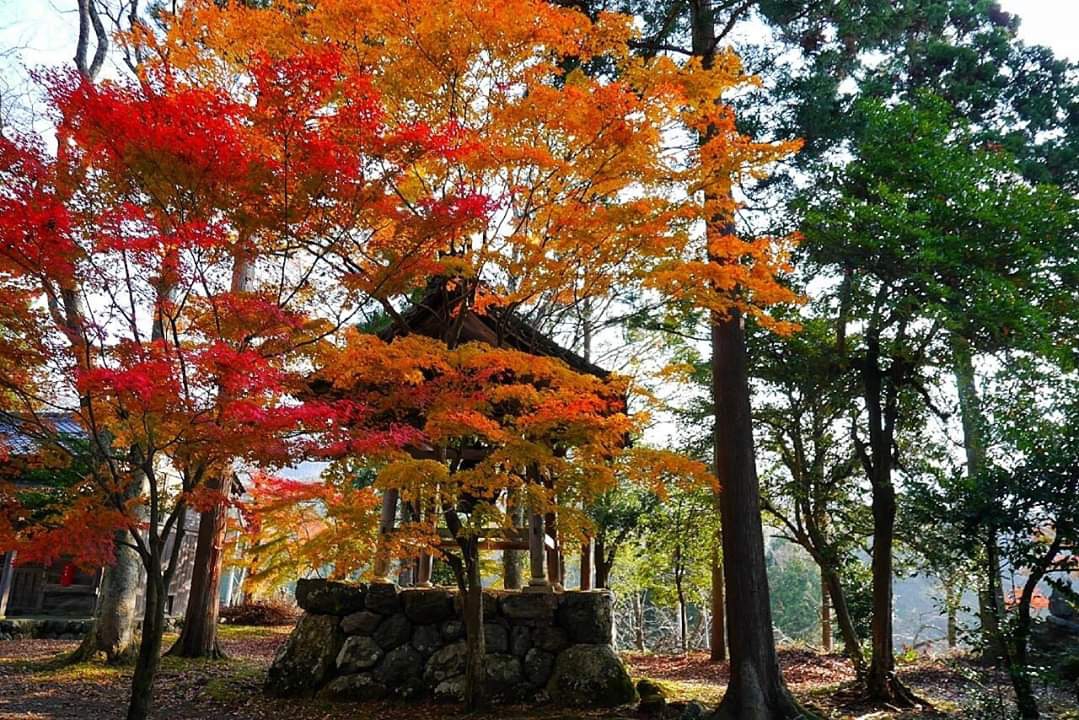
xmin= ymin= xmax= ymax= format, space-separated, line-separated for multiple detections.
xmin=0 ymin=626 xmax=1075 ymax=719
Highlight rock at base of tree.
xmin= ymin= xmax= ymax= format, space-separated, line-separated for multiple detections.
xmin=636 ymin=678 xmax=667 ymax=713
xmin=556 ymin=591 xmax=613 ymax=644
xmin=295 ymin=579 xmax=367 ymax=615
xmin=546 ymin=644 xmax=635 ymax=707
xmin=340 ymin=610 xmax=382 ymax=636
xmin=317 ymin=673 xmax=388 ymax=702
xmin=265 ymin=613 xmax=342 ymax=697
xmin=669 ymin=700 xmax=706 ymax=720
xmin=336 ymin=635 xmax=382 ymax=673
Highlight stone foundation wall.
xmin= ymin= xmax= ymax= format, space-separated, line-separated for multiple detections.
xmin=266 ymin=580 xmax=636 ymax=708
xmin=0 ymin=617 xmax=92 ymax=641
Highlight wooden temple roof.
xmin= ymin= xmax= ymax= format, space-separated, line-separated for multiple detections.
xmin=378 ymin=282 xmax=609 ymax=378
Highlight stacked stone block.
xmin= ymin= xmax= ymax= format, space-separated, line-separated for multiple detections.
xmin=266 ymin=579 xmax=635 ymax=707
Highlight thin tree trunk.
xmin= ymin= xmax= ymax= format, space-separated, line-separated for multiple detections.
xmin=127 ymin=560 xmax=167 ymax=720
xmin=823 ymin=567 xmax=865 ymax=675
xmin=946 ymin=605 xmax=957 ymax=650
xmin=676 ymin=562 xmax=688 ymax=655
xmin=862 ymin=334 xmax=918 ymax=706
xmin=821 ymin=569 xmax=832 ymax=653
xmin=710 ymin=535 xmax=727 ymax=661
xmin=462 ymin=540 xmax=487 ymax=711
xmin=594 ymin=536 xmax=611 ymax=589
xmin=633 ymin=591 xmax=646 ymax=651
xmin=1009 ymin=583 xmax=1040 ymax=718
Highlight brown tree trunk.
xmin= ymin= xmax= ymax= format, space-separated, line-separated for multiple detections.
xmin=821 ymin=569 xmax=832 ymax=653
xmin=462 ymin=540 xmax=487 ymax=711
xmin=711 ymin=312 xmax=809 ymax=719
xmin=169 ymin=473 xmax=227 ymax=659
xmin=675 ymin=547 xmax=688 ymax=654
xmin=946 ymin=605 xmax=957 ymax=650
xmin=127 ymin=555 xmax=167 ymax=720
xmin=823 ymin=567 xmax=865 ymax=675
xmin=710 ymin=535 xmax=727 ymax=661
xmin=862 ymin=333 xmax=918 ymax=706
xmin=1009 ymin=577 xmax=1042 ymax=719
xmin=594 ymin=536 xmax=611 ymax=589
xmin=70 ymin=471 xmax=147 ymax=664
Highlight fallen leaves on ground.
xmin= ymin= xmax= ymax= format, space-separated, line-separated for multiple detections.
xmin=1 ymin=630 xmax=1075 ymax=719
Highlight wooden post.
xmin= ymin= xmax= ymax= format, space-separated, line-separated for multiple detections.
xmin=545 ymin=512 xmax=563 ymax=589
xmin=0 ymin=551 xmax=14 ymax=617
xmin=373 ymin=489 xmax=399 ymax=582
xmin=526 ymin=512 xmax=550 ymax=591
xmin=580 ymin=539 xmax=593 ymax=590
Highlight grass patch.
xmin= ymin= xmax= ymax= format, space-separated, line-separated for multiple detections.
xmin=632 ymin=676 xmax=724 ymax=705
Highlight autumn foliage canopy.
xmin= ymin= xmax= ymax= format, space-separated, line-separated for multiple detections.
xmin=0 ymin=0 xmax=794 ymax=583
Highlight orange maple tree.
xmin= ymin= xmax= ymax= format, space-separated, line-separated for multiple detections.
xmin=148 ymin=0 xmax=799 ymax=324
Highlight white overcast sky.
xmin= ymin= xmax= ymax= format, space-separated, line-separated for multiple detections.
xmin=2 ymin=0 xmax=1078 ymax=77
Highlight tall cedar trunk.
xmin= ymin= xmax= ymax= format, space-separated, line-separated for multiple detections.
xmin=951 ymin=334 xmax=1007 ymax=664
xmin=710 ymin=535 xmax=727 ymax=661
xmin=712 ymin=312 xmax=807 ymax=719
xmin=462 ymin=539 xmax=487 ymax=711
xmin=823 ymin=566 xmax=865 ymax=675
xmin=821 ymin=569 xmax=832 ymax=653
xmin=169 ymin=472 xmax=227 ymax=658
xmin=690 ymin=0 xmax=806 ymax=711
xmin=127 ymin=558 xmax=167 ymax=720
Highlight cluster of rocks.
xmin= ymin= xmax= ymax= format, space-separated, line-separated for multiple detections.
xmin=266 ymin=579 xmax=636 ymax=707
xmin=0 ymin=617 xmax=91 ymax=641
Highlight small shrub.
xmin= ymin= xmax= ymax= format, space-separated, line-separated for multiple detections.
xmin=219 ymin=599 xmax=299 ymax=627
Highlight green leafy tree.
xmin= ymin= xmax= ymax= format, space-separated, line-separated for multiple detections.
xmin=752 ymin=317 xmax=872 ymax=673
xmin=799 ymin=94 xmax=1077 ymax=703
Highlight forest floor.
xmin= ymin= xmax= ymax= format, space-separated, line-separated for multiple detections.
xmin=0 ymin=625 xmax=1076 ymax=719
